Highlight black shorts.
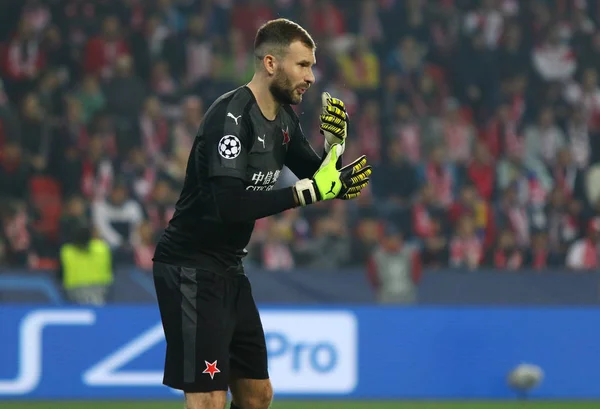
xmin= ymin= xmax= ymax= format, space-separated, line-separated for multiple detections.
xmin=152 ymin=261 xmax=269 ymax=392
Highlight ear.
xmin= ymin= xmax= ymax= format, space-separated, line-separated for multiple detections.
xmin=263 ymin=54 xmax=276 ymax=76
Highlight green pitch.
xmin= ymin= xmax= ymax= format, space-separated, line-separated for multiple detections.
xmin=1 ymin=401 xmax=600 ymax=409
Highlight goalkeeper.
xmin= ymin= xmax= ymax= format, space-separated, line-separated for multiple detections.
xmin=152 ymin=18 xmax=371 ymax=409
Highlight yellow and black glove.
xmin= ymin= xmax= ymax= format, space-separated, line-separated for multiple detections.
xmin=294 ymin=144 xmax=371 ymax=206
xmin=320 ymin=92 xmax=348 ymax=154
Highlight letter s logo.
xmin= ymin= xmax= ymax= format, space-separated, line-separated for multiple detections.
xmin=0 ymin=310 xmax=95 ymax=395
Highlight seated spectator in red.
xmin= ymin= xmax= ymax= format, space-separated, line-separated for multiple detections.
xmin=488 ymin=228 xmax=524 ymax=270
xmin=466 ymin=142 xmax=496 ymax=201
xmin=481 ymin=100 xmax=522 ymax=160
xmin=367 ymin=225 xmax=421 ymax=304
xmin=2 ymin=18 xmax=45 ymax=100
xmin=449 ymin=214 xmax=482 ymax=270
xmin=412 ymin=183 xmax=447 ymax=240
xmin=566 ymin=217 xmax=600 ymax=270
xmin=524 ymin=230 xmax=559 ymax=270
xmin=84 ymin=15 xmax=130 ymax=80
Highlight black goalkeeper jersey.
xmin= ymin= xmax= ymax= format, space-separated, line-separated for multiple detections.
xmin=153 ymin=86 xmax=322 ymax=272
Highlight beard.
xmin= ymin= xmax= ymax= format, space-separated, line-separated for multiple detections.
xmin=269 ymin=68 xmax=302 ymax=105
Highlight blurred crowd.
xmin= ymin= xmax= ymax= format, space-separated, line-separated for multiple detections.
xmin=2 ymin=0 xmax=600 ymax=279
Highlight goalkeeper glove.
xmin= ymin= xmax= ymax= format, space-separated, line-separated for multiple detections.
xmin=294 ymin=144 xmax=371 ymax=206
xmin=320 ymin=92 xmax=348 ymax=154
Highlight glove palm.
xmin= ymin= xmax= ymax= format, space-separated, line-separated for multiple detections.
xmin=320 ymin=92 xmax=348 ymax=153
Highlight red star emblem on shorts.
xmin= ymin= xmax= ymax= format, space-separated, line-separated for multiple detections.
xmin=203 ymin=360 xmax=220 ymax=379
xmin=282 ymin=126 xmax=290 ymax=145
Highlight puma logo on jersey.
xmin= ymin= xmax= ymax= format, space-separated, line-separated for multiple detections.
xmin=227 ymin=112 xmax=242 ymax=125
xmin=258 ymin=134 xmax=266 ymax=149
xmin=326 ymin=181 xmax=336 ymax=196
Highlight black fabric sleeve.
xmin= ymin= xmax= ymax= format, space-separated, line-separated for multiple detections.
xmin=284 ymin=122 xmax=324 ymax=179
xmin=211 ymin=177 xmax=297 ymax=223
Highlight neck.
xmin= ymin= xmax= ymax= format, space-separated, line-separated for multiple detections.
xmin=247 ymin=75 xmax=280 ymax=120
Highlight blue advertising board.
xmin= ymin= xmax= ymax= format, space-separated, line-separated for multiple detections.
xmin=0 ymin=305 xmax=599 ymax=400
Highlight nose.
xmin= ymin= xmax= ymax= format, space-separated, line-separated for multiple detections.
xmin=305 ymin=69 xmax=315 ymax=86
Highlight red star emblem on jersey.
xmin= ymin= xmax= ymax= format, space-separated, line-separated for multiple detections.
xmin=203 ymin=360 xmax=220 ymax=379
xmin=282 ymin=126 xmax=290 ymax=145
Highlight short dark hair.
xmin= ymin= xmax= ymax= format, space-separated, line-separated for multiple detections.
xmin=254 ymin=18 xmax=315 ymax=61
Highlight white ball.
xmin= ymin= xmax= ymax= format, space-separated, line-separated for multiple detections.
xmin=508 ymin=363 xmax=544 ymax=392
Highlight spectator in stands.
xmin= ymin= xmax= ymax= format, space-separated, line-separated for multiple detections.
xmin=19 ymin=92 xmax=51 ymax=173
xmin=0 ymin=141 xmax=30 ymax=201
xmin=372 ymin=136 xmax=418 ymax=209
xmin=524 ymin=230 xmax=558 ymax=270
xmin=76 ymin=74 xmax=106 ymax=125
xmin=0 ymin=200 xmax=36 ymax=267
xmin=524 ymin=106 xmax=566 ymax=165
xmin=163 ymin=12 xmax=213 ymax=90
xmin=84 ymin=15 xmax=130 ymax=80
xmin=419 ymin=217 xmax=448 ymax=269
xmin=566 ymin=217 xmax=600 ymax=270
xmin=466 ymin=141 xmax=496 ymax=201
xmin=260 ymin=218 xmax=295 ymax=272
xmin=351 ymin=217 xmax=382 ymax=266
xmin=59 ymin=195 xmax=89 ymax=245
xmin=564 ymin=67 xmax=600 ymax=131
xmin=103 ymin=55 xmax=147 ymax=145
xmin=428 ymin=97 xmax=475 ymax=165
xmin=133 ymin=220 xmax=155 ymax=272
xmin=91 ymin=180 xmax=143 ymax=257
xmin=567 ymin=105 xmax=593 ymax=169
xmin=449 ymin=214 xmax=483 ymax=270
xmin=58 ymin=219 xmax=113 ymax=305
xmin=144 ymin=179 xmax=175 ymax=232
xmin=367 ymin=225 xmax=421 ymax=304
xmin=337 ymin=37 xmax=380 ymax=93
xmin=488 ymin=228 xmax=524 ymax=270
xmin=2 ymin=17 xmax=45 ymax=101
xmin=550 ymin=148 xmax=586 ymax=203
xmin=418 ymin=145 xmax=459 ymax=208
xmin=496 ymin=185 xmax=532 ymax=248
xmin=532 ymin=23 xmax=577 ymax=82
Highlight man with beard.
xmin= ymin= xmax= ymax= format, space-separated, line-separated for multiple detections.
xmin=152 ymin=18 xmax=371 ymax=409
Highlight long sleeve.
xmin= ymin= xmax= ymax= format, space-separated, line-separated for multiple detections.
xmin=92 ymin=202 xmax=123 ymax=248
xmin=211 ymin=177 xmax=297 ymax=223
